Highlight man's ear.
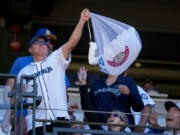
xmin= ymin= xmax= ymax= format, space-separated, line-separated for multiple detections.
xmin=28 ymin=47 xmax=32 ymax=53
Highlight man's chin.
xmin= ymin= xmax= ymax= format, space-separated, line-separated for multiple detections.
xmin=108 ymin=121 xmax=116 ymax=125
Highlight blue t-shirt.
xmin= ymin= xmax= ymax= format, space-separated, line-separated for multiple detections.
xmin=9 ymin=55 xmax=70 ymax=116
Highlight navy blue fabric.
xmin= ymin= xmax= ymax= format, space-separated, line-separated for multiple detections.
xmin=89 ymin=75 xmax=144 ymax=125
xmin=147 ymin=128 xmax=164 ymax=134
xmin=9 ymin=55 xmax=70 ymax=116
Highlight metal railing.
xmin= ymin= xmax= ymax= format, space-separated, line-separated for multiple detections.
xmin=36 ymin=119 xmax=179 ymax=135
xmin=0 ymin=73 xmax=41 ymax=135
xmin=0 ymin=73 xmax=179 ymax=135
xmin=19 ymin=75 xmax=41 ymax=135
xmin=0 ymin=73 xmax=18 ymax=135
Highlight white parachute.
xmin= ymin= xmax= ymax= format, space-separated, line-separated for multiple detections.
xmin=89 ymin=12 xmax=142 ymax=75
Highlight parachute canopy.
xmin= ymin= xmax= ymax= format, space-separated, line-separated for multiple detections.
xmin=90 ymin=12 xmax=142 ymax=75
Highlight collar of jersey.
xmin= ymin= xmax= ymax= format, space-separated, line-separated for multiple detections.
xmin=101 ymin=74 xmax=123 ymax=85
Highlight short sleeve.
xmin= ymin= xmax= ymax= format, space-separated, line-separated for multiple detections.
xmin=9 ymin=56 xmax=33 ymax=75
xmin=48 ymin=47 xmax=71 ymax=70
xmin=137 ymin=86 xmax=155 ymax=107
xmin=9 ymin=58 xmax=21 ymax=75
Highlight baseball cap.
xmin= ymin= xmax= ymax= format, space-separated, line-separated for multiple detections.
xmin=29 ymin=35 xmax=48 ymax=48
xmin=164 ymin=101 xmax=180 ymax=112
xmin=35 ymin=28 xmax=57 ymax=40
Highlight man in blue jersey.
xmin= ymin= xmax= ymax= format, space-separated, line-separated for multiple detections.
xmin=2 ymin=28 xmax=70 ymax=135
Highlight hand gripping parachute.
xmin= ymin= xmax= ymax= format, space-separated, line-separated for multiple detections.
xmin=89 ymin=12 xmax=142 ymax=75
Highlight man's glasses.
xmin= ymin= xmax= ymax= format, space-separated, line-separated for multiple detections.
xmin=112 ymin=113 xmax=124 ymax=121
xmin=34 ymin=40 xmax=48 ymax=45
xmin=48 ymin=39 xmax=55 ymax=45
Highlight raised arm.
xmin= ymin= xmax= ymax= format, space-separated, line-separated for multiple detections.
xmin=78 ymin=67 xmax=94 ymax=119
xmin=62 ymin=8 xmax=90 ymax=59
xmin=78 ymin=67 xmax=103 ymax=130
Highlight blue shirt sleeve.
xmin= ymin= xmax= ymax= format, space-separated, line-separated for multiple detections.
xmin=128 ymin=78 xmax=144 ymax=112
xmin=9 ymin=56 xmax=33 ymax=75
xmin=65 ymin=73 xmax=70 ymax=88
xmin=9 ymin=58 xmax=21 ymax=75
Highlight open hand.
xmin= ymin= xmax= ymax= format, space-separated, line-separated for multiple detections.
xmin=77 ymin=67 xmax=87 ymax=85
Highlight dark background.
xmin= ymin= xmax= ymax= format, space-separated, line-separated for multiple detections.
xmin=0 ymin=0 xmax=180 ymax=98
